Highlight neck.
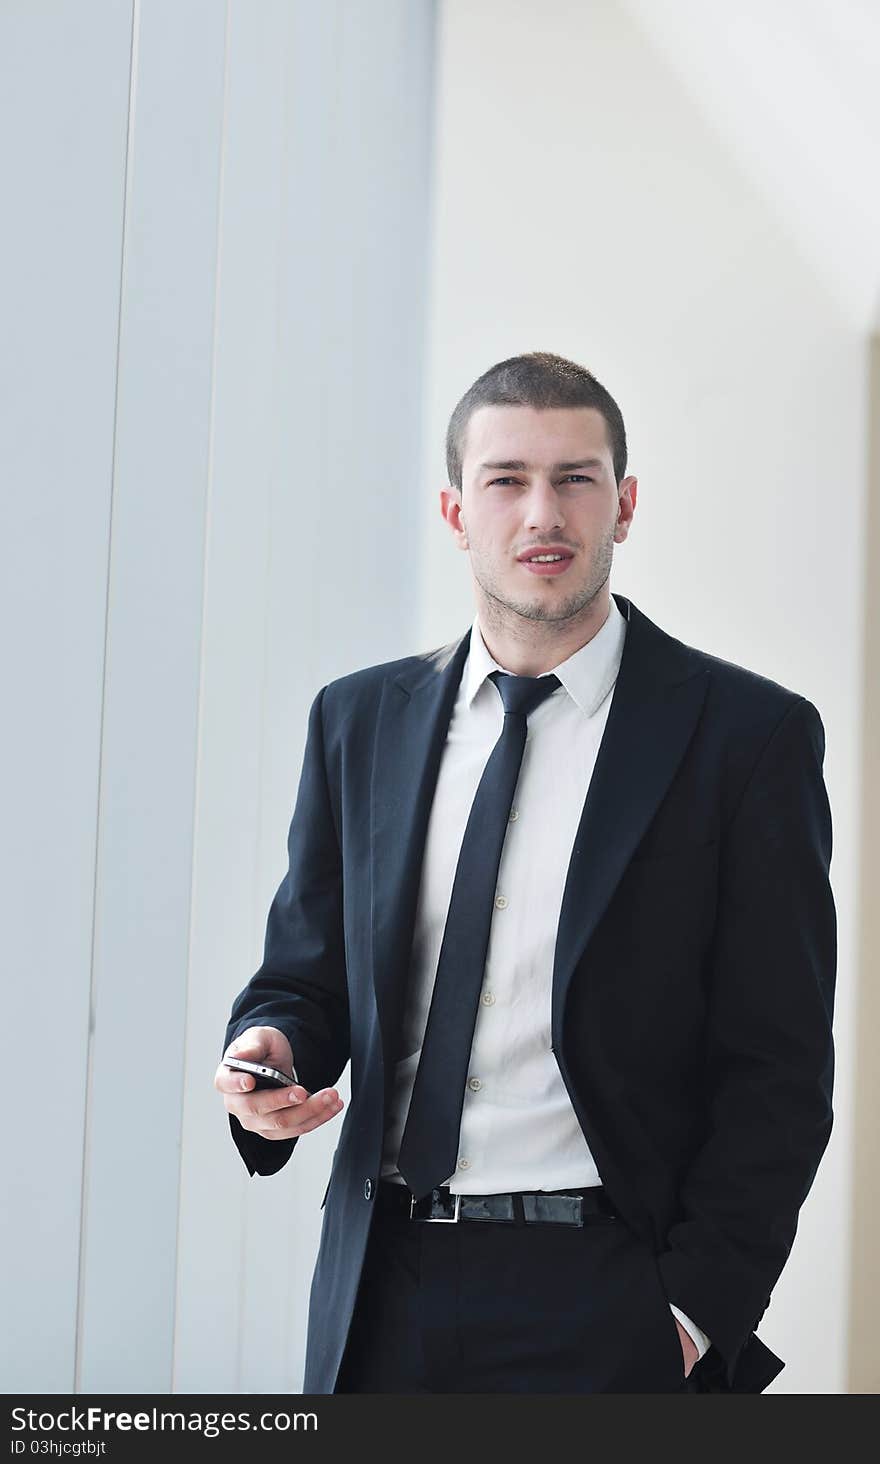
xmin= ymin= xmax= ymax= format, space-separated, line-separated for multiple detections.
xmin=476 ymin=589 xmax=613 ymax=676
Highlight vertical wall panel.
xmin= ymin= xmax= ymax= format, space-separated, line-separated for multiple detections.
xmin=847 ymin=339 xmax=880 ymax=1393
xmin=174 ymin=0 xmax=437 ymax=1394
xmin=76 ymin=0 xmax=228 ymax=1393
xmin=0 ymin=0 xmax=133 ymax=1394
xmin=172 ymin=0 xmax=292 ymax=1393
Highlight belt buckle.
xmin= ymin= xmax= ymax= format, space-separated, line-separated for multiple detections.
xmin=409 ymin=1190 xmax=462 ymax=1223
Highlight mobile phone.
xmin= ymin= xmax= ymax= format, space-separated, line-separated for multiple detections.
xmin=224 ymin=1056 xmax=299 ymax=1089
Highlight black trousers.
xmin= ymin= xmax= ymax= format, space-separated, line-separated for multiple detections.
xmin=335 ymin=1187 xmax=705 ymax=1394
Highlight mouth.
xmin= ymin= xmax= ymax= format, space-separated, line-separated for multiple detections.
xmin=517 ymin=549 xmax=575 ymax=577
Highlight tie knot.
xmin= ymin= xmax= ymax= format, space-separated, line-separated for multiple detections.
xmin=489 ymin=669 xmax=561 ymax=719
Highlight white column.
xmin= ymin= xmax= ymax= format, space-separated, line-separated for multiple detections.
xmin=76 ymin=0 xmax=229 ymax=1394
xmin=0 ymin=0 xmax=134 ymax=1395
xmin=173 ymin=0 xmax=436 ymax=1396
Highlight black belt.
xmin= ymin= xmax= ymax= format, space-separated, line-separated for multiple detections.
xmin=377 ymin=1180 xmax=619 ymax=1226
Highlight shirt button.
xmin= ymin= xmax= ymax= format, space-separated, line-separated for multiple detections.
xmin=481 ymin=991 xmax=495 ymax=1006
xmin=494 ymin=894 xmax=508 ymax=909
xmin=508 ymin=808 xmax=519 ymax=822
xmin=468 ymin=1077 xmax=482 ymax=1092
xmin=457 ymin=1158 xmax=471 ymax=1170
xmin=363 ymin=1178 xmax=373 ymax=1200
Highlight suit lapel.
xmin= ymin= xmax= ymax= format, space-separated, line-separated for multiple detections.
xmin=550 ymin=594 xmax=709 ymax=1044
xmin=369 ymin=594 xmax=709 ymax=1083
xmin=370 ymin=631 xmax=470 ymax=1089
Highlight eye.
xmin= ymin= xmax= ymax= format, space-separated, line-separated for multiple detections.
xmin=485 ymin=474 xmax=595 ymax=487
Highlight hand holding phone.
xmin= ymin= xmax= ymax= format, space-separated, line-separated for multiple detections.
xmin=217 ymin=1025 xmax=297 ymax=1092
xmin=214 ymin=1025 xmax=344 ymax=1140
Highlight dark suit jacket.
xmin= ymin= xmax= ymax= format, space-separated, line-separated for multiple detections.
xmin=224 ymin=591 xmax=836 ymax=1394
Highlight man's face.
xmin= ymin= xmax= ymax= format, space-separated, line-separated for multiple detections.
xmin=441 ymin=404 xmax=637 ymax=628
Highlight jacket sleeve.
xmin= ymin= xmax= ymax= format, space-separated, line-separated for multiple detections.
xmin=656 ymin=696 xmax=836 ymax=1385
xmin=223 ymin=685 xmax=350 ymax=1177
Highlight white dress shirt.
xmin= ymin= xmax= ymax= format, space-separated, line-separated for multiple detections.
xmin=379 ymin=594 xmax=711 ymax=1361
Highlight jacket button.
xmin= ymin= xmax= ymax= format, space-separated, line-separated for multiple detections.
xmin=363 ymin=1178 xmax=373 ymax=1201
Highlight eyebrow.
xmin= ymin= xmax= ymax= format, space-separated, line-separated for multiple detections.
xmin=478 ymin=458 xmax=605 ymax=473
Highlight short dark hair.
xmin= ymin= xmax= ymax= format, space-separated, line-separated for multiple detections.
xmin=446 ymin=351 xmax=627 ymax=491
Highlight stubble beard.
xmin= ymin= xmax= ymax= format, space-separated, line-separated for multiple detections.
xmin=471 ymin=528 xmax=616 ymax=639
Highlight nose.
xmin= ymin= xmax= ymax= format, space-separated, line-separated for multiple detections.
xmin=523 ymin=479 xmax=566 ymax=534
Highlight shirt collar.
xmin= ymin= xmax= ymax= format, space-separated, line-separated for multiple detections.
xmin=463 ymin=593 xmax=628 ymax=717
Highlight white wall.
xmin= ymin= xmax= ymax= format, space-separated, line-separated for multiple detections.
xmin=1 ymin=0 xmax=436 ymax=1394
xmin=419 ymin=0 xmax=867 ymax=1393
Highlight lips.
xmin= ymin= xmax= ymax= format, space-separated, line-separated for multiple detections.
xmin=516 ymin=545 xmax=575 ymax=563
xmin=517 ymin=548 xmax=575 ymax=577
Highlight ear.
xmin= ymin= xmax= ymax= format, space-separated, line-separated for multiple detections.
xmin=615 ymin=475 xmax=637 ymax=541
xmin=441 ymin=486 xmax=469 ymax=548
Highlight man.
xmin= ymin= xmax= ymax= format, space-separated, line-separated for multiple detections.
xmin=215 ymin=352 xmax=836 ymax=1394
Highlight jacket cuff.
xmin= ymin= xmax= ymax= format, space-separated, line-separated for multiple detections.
xmin=656 ymin=1247 xmax=766 ymax=1385
xmin=228 ymin=1113 xmax=297 ymax=1177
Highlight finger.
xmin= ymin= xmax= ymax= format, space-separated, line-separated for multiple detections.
xmin=246 ymin=1087 xmax=337 ymax=1124
xmin=223 ymin=1082 xmax=310 ymax=1115
xmin=252 ymin=1103 xmax=344 ymax=1140
xmin=239 ymin=1091 xmax=344 ymax=1139
xmin=214 ymin=1063 xmax=260 ymax=1095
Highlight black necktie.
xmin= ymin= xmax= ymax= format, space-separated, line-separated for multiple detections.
xmin=396 ymin=667 xmax=562 ymax=1200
